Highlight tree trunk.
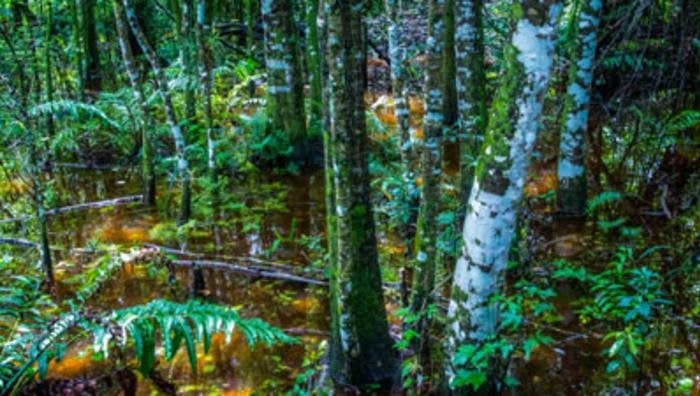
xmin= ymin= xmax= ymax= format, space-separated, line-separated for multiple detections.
xmin=69 ymin=0 xmax=84 ymax=100
xmin=180 ymin=0 xmax=196 ymax=122
xmin=557 ymin=0 xmax=603 ymax=215
xmin=44 ymin=0 xmax=55 ymax=137
xmin=326 ymin=0 xmax=397 ymax=388
xmin=446 ymin=0 xmax=562 ymax=387
xmin=123 ymin=0 xmax=191 ymax=224
xmin=306 ymin=0 xmax=323 ymax=134
xmin=195 ymin=0 xmax=216 ymax=176
xmin=82 ymin=0 xmax=102 ymax=96
xmin=113 ymin=0 xmax=156 ymax=206
xmin=455 ymin=0 xmax=487 ymax=226
xmin=262 ymin=0 xmax=307 ymax=152
xmin=409 ymin=0 xmax=445 ymax=366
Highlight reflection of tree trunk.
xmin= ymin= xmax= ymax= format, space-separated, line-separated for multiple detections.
xmin=191 ymin=265 xmax=206 ymax=298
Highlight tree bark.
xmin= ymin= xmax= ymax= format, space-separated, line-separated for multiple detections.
xmin=82 ymin=0 xmax=102 ymax=96
xmin=455 ymin=0 xmax=487 ymax=226
xmin=443 ymin=0 xmax=459 ymax=127
xmin=123 ymin=0 xmax=192 ymax=224
xmin=557 ymin=0 xmax=603 ymax=215
xmin=409 ymin=0 xmax=445 ymax=366
xmin=261 ymin=0 xmax=307 ymax=152
xmin=446 ymin=0 xmax=562 ymax=387
xmin=326 ymin=0 xmax=397 ymax=388
xmin=113 ymin=1 xmax=156 ymax=206
xmin=195 ymin=0 xmax=216 ymax=175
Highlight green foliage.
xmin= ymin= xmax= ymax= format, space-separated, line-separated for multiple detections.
xmin=88 ymin=299 xmax=296 ymax=376
xmin=665 ymin=110 xmax=700 ymax=132
xmin=29 ymin=100 xmax=122 ymax=132
xmin=450 ymin=279 xmax=558 ymax=392
xmin=240 ymin=109 xmax=293 ymax=162
xmin=554 ymin=247 xmax=673 ymax=378
xmin=587 ymin=191 xmax=623 ymax=214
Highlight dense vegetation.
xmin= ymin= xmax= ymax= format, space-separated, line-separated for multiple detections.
xmin=0 ymin=0 xmax=699 ymax=394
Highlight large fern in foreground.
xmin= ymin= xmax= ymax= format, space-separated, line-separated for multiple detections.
xmin=2 ymin=296 xmax=296 ymax=395
xmin=88 ymin=299 xmax=298 ymax=376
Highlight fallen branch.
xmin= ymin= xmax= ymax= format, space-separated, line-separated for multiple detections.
xmin=53 ymin=162 xmax=126 ymax=170
xmin=0 ymin=195 xmax=143 ymax=224
xmin=48 ymin=195 xmax=143 ymax=215
xmin=0 ymin=236 xmax=63 ymax=251
xmin=170 ymin=259 xmax=327 ymax=286
xmin=145 ymin=243 xmax=323 ymax=276
xmin=0 ymin=236 xmax=37 ymax=248
xmin=283 ymin=328 xmax=330 ymax=337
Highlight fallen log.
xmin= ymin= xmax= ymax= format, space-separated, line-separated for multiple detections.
xmin=170 ymin=259 xmax=327 ymax=287
xmin=145 ymin=243 xmax=324 ymax=276
xmin=48 ymin=195 xmax=143 ymax=215
xmin=0 ymin=195 xmax=143 ymax=225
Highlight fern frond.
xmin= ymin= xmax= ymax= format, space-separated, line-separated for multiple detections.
xmin=587 ymin=191 xmax=623 ymax=214
xmin=665 ymin=110 xmax=700 ymax=134
xmin=29 ymin=100 xmax=123 ymax=132
xmin=93 ymin=299 xmax=296 ymax=375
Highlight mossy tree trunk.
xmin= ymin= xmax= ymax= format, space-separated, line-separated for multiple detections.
xmin=261 ymin=0 xmax=307 ymax=154
xmin=123 ymin=0 xmax=191 ymax=224
xmin=557 ymin=0 xmax=602 ymax=215
xmin=446 ymin=0 xmax=562 ymax=386
xmin=82 ymin=0 xmax=101 ymax=97
xmin=455 ymin=0 xmax=487 ymax=225
xmin=409 ymin=0 xmax=445 ymax=367
xmin=326 ymin=0 xmax=397 ymax=388
xmin=113 ymin=0 xmax=156 ymax=206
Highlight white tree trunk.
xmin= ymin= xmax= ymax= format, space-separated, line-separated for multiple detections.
xmin=446 ymin=0 xmax=563 ymax=382
xmin=557 ymin=0 xmax=603 ymax=214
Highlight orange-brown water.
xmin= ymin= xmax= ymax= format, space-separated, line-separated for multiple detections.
xmin=42 ymin=169 xmax=328 ymax=394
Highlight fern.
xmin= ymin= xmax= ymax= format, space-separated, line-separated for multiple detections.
xmin=587 ymin=191 xmax=623 ymax=214
xmin=90 ymin=299 xmax=297 ymax=376
xmin=664 ymin=110 xmax=700 ymax=134
xmin=28 ymin=100 xmax=122 ymax=132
